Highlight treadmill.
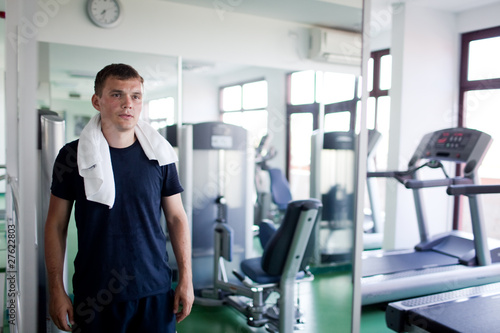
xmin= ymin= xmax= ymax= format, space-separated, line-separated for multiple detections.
xmin=386 ymin=184 xmax=500 ymax=332
xmin=362 ymin=128 xmax=500 ymax=305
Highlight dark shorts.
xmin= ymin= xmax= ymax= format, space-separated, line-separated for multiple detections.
xmin=72 ymin=290 xmax=176 ymax=333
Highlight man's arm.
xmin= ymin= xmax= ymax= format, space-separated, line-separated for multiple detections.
xmin=162 ymin=193 xmax=194 ymax=323
xmin=45 ymin=194 xmax=74 ymax=332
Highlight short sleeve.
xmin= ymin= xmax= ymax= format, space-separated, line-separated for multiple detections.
xmin=51 ymin=140 xmax=79 ymax=201
xmin=162 ymin=163 xmax=184 ymax=197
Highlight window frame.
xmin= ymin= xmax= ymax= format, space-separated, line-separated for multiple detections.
xmin=219 ymin=78 xmax=267 ymax=116
xmin=455 ymin=25 xmax=500 ymax=230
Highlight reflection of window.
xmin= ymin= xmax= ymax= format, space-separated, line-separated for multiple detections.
xmin=459 ymin=27 xmax=500 ymax=178
xmin=220 ymin=80 xmax=268 ymax=146
xmin=457 ymin=26 xmax=500 ymax=235
xmin=148 ymin=97 xmax=175 ymax=130
xmin=368 ymin=49 xmax=392 ymax=170
xmin=286 ymin=50 xmax=392 ymax=199
xmin=287 ymin=69 xmax=360 ymax=198
xmin=467 ymin=35 xmax=500 ymax=81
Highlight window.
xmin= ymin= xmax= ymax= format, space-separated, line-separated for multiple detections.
xmin=457 ymin=26 xmax=500 ymax=236
xmin=368 ymin=49 xmax=392 ymax=170
xmin=148 ymin=97 xmax=175 ymax=130
xmin=286 ymin=70 xmax=358 ymax=199
xmin=286 ymin=49 xmax=391 ymax=199
xmin=220 ymin=80 xmax=268 ymax=146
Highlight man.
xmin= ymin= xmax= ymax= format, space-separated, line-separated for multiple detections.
xmin=45 ymin=63 xmax=194 ymax=332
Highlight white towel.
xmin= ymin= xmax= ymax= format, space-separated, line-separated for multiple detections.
xmin=77 ymin=114 xmax=178 ymax=208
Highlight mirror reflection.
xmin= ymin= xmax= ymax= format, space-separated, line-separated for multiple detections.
xmin=32 ymin=0 xmax=365 ymax=332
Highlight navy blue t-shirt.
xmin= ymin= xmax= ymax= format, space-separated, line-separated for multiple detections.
xmin=51 ymin=139 xmax=183 ymax=301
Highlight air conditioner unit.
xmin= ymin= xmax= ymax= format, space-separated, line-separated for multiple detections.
xmin=309 ymin=27 xmax=362 ymax=65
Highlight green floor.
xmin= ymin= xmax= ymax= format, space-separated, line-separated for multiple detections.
xmin=177 ymin=269 xmax=391 ymax=333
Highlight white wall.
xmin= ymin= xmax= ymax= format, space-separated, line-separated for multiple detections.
xmin=182 ymin=73 xmax=219 ymax=123
xmin=384 ymin=3 xmax=459 ymax=249
xmin=457 ymin=2 xmax=500 ymax=33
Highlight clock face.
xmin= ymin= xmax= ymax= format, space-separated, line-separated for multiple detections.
xmin=87 ymin=0 xmax=122 ymax=28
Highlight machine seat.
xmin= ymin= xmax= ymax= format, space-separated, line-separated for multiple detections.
xmin=240 ymin=199 xmax=320 ymax=285
xmin=268 ymin=168 xmax=292 ymax=211
xmin=241 ymin=258 xmax=307 ymax=284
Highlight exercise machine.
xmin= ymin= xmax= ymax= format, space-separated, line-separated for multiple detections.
xmin=361 ymin=127 xmax=500 ymax=305
xmin=172 ymin=122 xmax=254 ymax=290
xmin=310 ymin=129 xmax=382 ymax=264
xmin=254 ymin=134 xmax=291 ymax=225
xmin=200 ymin=198 xmax=322 ymax=332
xmin=386 ymin=183 xmax=500 ymax=332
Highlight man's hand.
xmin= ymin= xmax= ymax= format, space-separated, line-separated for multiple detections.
xmin=173 ymin=278 xmax=194 ymax=323
xmin=49 ymin=291 xmax=74 ymax=332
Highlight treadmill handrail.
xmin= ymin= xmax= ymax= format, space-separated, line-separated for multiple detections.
xmin=367 ymin=171 xmax=414 ymax=185
xmin=404 ymin=177 xmax=473 ymax=189
xmin=447 ymin=184 xmax=500 ymax=196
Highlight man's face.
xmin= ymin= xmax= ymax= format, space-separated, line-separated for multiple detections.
xmin=92 ymin=76 xmax=144 ymax=134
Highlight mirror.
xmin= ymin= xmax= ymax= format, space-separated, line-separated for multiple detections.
xmin=37 ymin=0 xmax=365 ymax=332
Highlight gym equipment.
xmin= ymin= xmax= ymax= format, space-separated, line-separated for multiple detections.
xmin=386 ymin=183 xmax=500 ymax=332
xmin=254 ymin=134 xmax=291 ymax=225
xmin=37 ymin=111 xmax=66 ymax=333
xmin=176 ymin=122 xmax=254 ymax=290
xmin=310 ymin=129 xmax=382 ymax=264
xmin=364 ymin=130 xmax=384 ymax=249
xmin=200 ymin=198 xmax=322 ymax=332
xmin=362 ymin=127 xmax=500 ymax=305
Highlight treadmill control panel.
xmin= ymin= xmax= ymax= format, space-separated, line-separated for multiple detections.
xmin=412 ymin=128 xmax=492 ymax=165
xmin=435 ymin=131 xmax=470 ymax=150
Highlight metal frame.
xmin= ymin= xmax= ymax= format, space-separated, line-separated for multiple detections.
xmin=201 ymin=201 xmax=320 ymax=332
xmin=5 ymin=1 xmax=39 ymax=332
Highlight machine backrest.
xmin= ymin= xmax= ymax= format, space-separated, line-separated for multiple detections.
xmin=261 ymin=199 xmax=322 ymax=276
xmin=268 ymin=168 xmax=293 ymax=211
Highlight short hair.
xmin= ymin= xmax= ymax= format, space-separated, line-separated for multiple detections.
xmin=94 ymin=63 xmax=144 ymax=96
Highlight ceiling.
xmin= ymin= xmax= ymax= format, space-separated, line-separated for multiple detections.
xmin=163 ymin=0 xmax=363 ymax=31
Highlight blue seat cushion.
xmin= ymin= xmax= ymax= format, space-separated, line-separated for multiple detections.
xmin=240 ymin=257 xmax=305 ymax=285
xmin=241 ymin=258 xmax=280 ymax=284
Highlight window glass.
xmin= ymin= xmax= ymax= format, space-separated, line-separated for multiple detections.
xmin=221 ymin=80 xmax=268 ymax=146
xmin=376 ymin=96 xmax=391 ymax=170
xmin=322 ymin=72 xmax=356 ymax=104
xmin=366 ymin=96 xmax=376 ymax=130
xmin=221 ymin=85 xmax=242 ymax=111
xmin=243 ymin=80 xmax=268 ymax=110
xmin=380 ymin=54 xmax=392 ymax=90
xmin=357 ymin=76 xmax=363 ymax=98
xmin=367 ymin=57 xmax=374 ymax=92
xmin=324 ymin=111 xmax=351 ymax=132
xmin=222 ymin=110 xmax=268 ymax=147
xmin=290 ymin=70 xmax=315 ymax=105
xmin=468 ymin=36 xmax=500 ymax=81
xmin=289 ymin=113 xmax=313 ymax=199
xmin=148 ymin=97 xmax=175 ymax=130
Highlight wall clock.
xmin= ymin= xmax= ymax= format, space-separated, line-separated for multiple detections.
xmin=87 ymin=0 xmax=123 ymax=28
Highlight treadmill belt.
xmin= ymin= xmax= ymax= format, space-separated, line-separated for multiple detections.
xmin=409 ymin=294 xmax=500 ymax=333
xmin=362 ymin=251 xmax=459 ymax=277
